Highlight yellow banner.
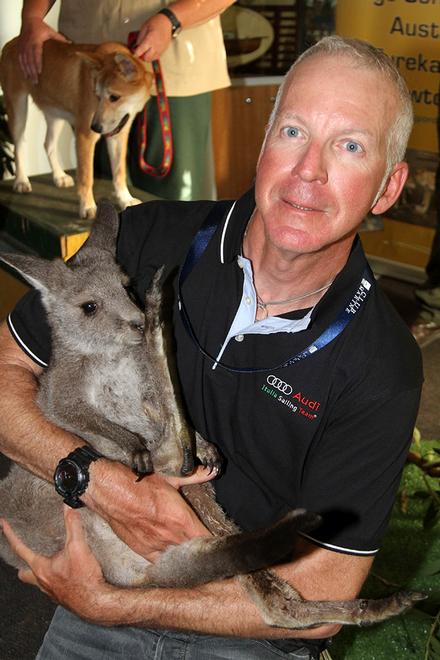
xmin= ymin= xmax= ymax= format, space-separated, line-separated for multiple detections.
xmin=336 ymin=0 xmax=439 ymax=154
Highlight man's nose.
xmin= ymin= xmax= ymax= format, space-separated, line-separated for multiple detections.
xmin=293 ymin=142 xmax=328 ymax=184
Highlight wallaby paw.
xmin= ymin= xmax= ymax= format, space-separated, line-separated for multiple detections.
xmin=54 ymin=173 xmax=75 ymax=188
xmin=199 ymin=451 xmax=222 ymax=475
xmin=195 ymin=435 xmax=223 ymax=474
xmin=357 ymin=590 xmax=426 ymax=627
xmin=13 ymin=179 xmax=32 ymax=193
xmin=132 ymin=450 xmax=153 ymax=476
xmin=180 ymin=447 xmax=195 ymax=476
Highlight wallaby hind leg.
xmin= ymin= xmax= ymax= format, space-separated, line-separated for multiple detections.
xmin=239 ymin=570 xmax=426 ymax=629
xmin=138 ymin=509 xmax=320 ymax=589
xmin=43 ymin=113 xmax=75 ymax=188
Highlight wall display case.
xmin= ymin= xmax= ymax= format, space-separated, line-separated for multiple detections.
xmin=222 ymin=1 xmax=336 ymax=77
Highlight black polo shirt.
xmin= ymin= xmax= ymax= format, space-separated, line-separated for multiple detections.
xmin=9 ymin=189 xmax=423 ymax=556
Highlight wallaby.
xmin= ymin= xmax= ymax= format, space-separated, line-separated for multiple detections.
xmin=0 ymin=201 xmax=424 ymax=629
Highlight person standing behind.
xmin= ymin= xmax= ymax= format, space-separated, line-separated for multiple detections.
xmin=18 ymin=0 xmax=234 ymax=201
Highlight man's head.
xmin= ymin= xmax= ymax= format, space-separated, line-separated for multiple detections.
xmin=254 ymin=36 xmax=413 ymax=258
xmin=270 ymin=37 xmax=413 ymax=176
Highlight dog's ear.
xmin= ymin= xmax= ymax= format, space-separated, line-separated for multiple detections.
xmin=114 ymin=53 xmax=139 ymax=81
xmin=76 ymin=51 xmax=103 ymax=71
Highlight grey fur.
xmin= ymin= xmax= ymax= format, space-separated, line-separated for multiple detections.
xmin=0 ymin=201 xmax=424 ymax=628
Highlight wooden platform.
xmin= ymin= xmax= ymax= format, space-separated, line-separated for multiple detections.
xmin=0 ymin=172 xmax=157 ymax=319
xmin=0 ymin=172 xmax=157 ymax=260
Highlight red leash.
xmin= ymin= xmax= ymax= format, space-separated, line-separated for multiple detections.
xmin=128 ymin=33 xmax=173 ymax=178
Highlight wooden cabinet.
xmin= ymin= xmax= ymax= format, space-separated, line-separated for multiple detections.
xmin=212 ymin=83 xmax=280 ymax=200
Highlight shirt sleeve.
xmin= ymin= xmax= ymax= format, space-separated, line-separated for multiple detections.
xmin=7 ymin=289 xmax=51 ymax=367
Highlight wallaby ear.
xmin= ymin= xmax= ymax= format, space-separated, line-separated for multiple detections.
xmin=114 ymin=52 xmax=139 ymax=81
xmin=73 ymin=199 xmax=120 ymax=262
xmin=0 ymin=253 xmax=60 ymax=294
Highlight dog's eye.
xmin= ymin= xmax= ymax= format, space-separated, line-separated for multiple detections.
xmin=81 ymin=301 xmax=98 ymax=316
xmin=109 ymin=94 xmax=120 ymax=103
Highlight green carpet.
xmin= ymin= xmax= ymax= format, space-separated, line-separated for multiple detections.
xmin=330 ymin=434 xmax=440 ymax=659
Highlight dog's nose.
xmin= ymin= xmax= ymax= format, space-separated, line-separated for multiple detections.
xmin=91 ymin=121 xmax=103 ymax=134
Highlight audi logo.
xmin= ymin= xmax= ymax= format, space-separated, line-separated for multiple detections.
xmin=266 ymin=375 xmax=292 ymax=394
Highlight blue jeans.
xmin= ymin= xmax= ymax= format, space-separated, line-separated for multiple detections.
xmin=36 ymin=607 xmax=324 ymax=659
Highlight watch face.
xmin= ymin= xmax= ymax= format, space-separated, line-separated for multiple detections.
xmin=55 ymin=461 xmax=80 ymax=495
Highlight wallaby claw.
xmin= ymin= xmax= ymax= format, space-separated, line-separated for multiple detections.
xmin=200 ymin=455 xmax=223 ymax=475
xmin=180 ymin=447 xmax=195 ymax=476
xmin=196 ymin=439 xmax=223 ymax=475
xmin=398 ymin=590 xmax=427 ymax=606
xmin=132 ymin=449 xmax=154 ymax=475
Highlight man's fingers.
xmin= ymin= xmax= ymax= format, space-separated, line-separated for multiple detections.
xmin=0 ymin=518 xmax=37 ymax=568
xmin=166 ymin=464 xmax=219 ymax=489
xmin=63 ymin=505 xmax=87 ymax=545
xmin=17 ymin=567 xmax=40 ymax=586
xmin=52 ymin=33 xmax=70 ymax=44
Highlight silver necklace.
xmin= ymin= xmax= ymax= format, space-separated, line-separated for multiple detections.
xmin=256 ymin=281 xmax=333 ymax=317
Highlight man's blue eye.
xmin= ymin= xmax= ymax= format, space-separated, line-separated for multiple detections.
xmin=345 ymin=141 xmax=362 ymax=153
xmin=284 ymin=127 xmax=299 ymax=138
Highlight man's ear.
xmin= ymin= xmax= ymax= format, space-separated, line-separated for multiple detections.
xmin=371 ymin=161 xmax=409 ymax=216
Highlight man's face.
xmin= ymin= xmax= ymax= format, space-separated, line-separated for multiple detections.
xmin=254 ymin=54 xmax=406 ymax=257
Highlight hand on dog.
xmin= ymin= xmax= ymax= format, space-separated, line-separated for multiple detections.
xmin=18 ymin=18 xmax=70 ymax=84
xmin=133 ymin=14 xmax=174 ymax=62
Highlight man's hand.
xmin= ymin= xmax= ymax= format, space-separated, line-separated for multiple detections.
xmin=84 ymin=461 xmax=216 ymax=562
xmin=0 ymin=507 xmax=115 ymax=623
xmin=133 ymin=14 xmax=174 ymax=62
xmin=18 ymin=17 xmax=69 ymax=84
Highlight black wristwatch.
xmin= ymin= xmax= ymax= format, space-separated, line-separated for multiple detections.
xmin=158 ymin=7 xmax=182 ymax=38
xmin=54 ymin=446 xmax=102 ymax=509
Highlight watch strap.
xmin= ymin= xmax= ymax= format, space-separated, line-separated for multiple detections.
xmin=158 ymin=7 xmax=182 ymax=37
xmin=66 ymin=445 xmax=102 ymax=467
xmin=54 ymin=446 xmax=102 ymax=508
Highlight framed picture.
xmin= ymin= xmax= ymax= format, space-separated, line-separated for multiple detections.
xmin=386 ymin=149 xmax=439 ymax=228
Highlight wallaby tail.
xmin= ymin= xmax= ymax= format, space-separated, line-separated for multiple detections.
xmin=141 ymin=508 xmax=321 ymax=588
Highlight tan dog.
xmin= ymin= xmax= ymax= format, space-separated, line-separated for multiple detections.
xmin=0 ymin=38 xmax=152 ymax=219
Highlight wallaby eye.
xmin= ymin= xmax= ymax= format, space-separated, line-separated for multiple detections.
xmin=81 ymin=301 xmax=98 ymax=316
xmin=109 ymin=94 xmax=120 ymax=103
